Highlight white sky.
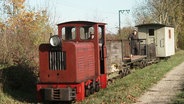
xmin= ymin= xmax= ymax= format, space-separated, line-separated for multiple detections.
xmin=26 ymin=0 xmax=140 ymax=34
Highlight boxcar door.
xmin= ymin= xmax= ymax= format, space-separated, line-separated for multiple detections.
xmin=147 ymin=29 xmax=156 ymax=58
xmin=155 ymin=28 xmax=165 ymax=57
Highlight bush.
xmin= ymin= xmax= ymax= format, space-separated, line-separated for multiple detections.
xmin=2 ymin=64 xmax=37 ymax=92
xmin=1 ymin=64 xmax=38 ymax=102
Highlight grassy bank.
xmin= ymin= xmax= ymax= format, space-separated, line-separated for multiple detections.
xmin=79 ymin=50 xmax=184 ymax=104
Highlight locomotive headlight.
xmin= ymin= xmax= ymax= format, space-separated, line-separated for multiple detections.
xmin=49 ymin=35 xmax=61 ymax=47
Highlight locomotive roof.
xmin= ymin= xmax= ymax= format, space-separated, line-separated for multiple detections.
xmin=135 ymin=23 xmax=173 ymax=28
xmin=57 ymin=21 xmax=106 ymax=26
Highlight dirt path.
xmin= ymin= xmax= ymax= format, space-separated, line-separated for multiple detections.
xmin=134 ymin=62 xmax=184 ymax=104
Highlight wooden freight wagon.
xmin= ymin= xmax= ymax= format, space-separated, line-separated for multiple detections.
xmin=106 ymin=39 xmax=147 ymax=74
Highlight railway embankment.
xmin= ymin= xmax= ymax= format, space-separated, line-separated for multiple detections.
xmin=0 ymin=50 xmax=184 ymax=103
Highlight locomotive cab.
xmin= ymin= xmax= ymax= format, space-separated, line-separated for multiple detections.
xmin=37 ymin=21 xmax=107 ymax=102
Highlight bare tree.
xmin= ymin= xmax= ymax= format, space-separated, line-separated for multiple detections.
xmin=133 ymin=0 xmax=184 ymax=49
xmin=133 ymin=0 xmax=154 ymax=24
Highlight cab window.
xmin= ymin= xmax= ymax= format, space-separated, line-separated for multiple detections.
xmin=62 ymin=27 xmax=76 ymax=40
xmin=80 ymin=26 xmax=94 ymax=40
xmin=98 ymin=27 xmax=102 ymax=39
xmin=98 ymin=26 xmax=104 ymax=44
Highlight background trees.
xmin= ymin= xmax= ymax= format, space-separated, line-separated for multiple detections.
xmin=133 ymin=0 xmax=184 ymax=49
xmin=0 ymin=0 xmax=53 ymax=65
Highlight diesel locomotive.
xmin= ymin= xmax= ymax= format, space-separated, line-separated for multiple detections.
xmin=37 ymin=21 xmax=107 ymax=102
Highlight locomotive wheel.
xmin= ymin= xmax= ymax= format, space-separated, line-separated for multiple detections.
xmin=144 ymin=61 xmax=147 ymax=66
xmin=139 ymin=61 xmax=144 ymax=69
xmin=127 ymin=68 xmax=131 ymax=74
xmin=144 ymin=61 xmax=147 ymax=67
xmin=95 ymin=83 xmax=100 ymax=92
xmin=85 ymin=88 xmax=90 ymax=97
xmin=120 ymin=70 xmax=125 ymax=78
xmin=123 ymin=69 xmax=126 ymax=76
xmin=125 ymin=68 xmax=129 ymax=76
xmin=90 ymin=87 xmax=94 ymax=94
xmin=119 ymin=70 xmax=123 ymax=78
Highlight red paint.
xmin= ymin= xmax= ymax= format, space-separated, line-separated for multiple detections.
xmin=39 ymin=42 xmax=96 ymax=83
xmin=100 ymin=74 xmax=107 ymax=88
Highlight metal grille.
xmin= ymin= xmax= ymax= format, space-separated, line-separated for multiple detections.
xmin=49 ymin=51 xmax=66 ymax=70
xmin=43 ymin=88 xmax=76 ymax=101
xmin=53 ymin=89 xmax=60 ymax=100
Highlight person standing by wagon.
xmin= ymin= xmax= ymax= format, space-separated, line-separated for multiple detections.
xmin=128 ymin=29 xmax=139 ymax=57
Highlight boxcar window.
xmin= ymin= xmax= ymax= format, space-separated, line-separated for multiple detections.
xmin=62 ymin=27 xmax=76 ymax=40
xmin=80 ymin=26 xmax=94 ymax=40
xmin=168 ymin=29 xmax=171 ymax=39
xmin=149 ymin=29 xmax=154 ymax=36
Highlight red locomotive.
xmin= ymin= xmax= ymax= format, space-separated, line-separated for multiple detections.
xmin=37 ymin=21 xmax=107 ymax=102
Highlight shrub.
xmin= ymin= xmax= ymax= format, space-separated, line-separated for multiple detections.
xmin=2 ymin=64 xmax=38 ymax=92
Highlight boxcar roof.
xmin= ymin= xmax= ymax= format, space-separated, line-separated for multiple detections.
xmin=135 ymin=23 xmax=173 ymax=28
xmin=57 ymin=21 xmax=106 ymax=26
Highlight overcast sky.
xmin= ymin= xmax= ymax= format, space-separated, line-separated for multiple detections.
xmin=26 ymin=0 xmax=139 ymax=34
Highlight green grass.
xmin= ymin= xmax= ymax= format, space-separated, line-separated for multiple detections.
xmin=78 ymin=50 xmax=184 ymax=104
xmin=172 ymin=93 xmax=184 ymax=104
xmin=172 ymin=84 xmax=184 ymax=104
